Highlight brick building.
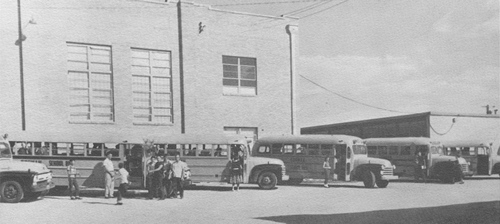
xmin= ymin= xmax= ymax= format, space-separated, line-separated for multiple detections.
xmin=0 ymin=0 xmax=299 ymax=143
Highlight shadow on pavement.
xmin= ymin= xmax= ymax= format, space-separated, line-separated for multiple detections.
xmin=256 ymin=201 xmax=500 ymax=224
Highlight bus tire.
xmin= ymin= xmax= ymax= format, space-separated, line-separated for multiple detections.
xmin=375 ymin=180 xmax=389 ymax=188
xmin=0 ymin=181 xmax=24 ymax=203
xmin=362 ymin=171 xmax=376 ymax=188
xmin=258 ymin=172 xmax=277 ymax=190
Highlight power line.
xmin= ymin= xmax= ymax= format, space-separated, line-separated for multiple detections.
xmin=300 ymin=0 xmax=350 ymax=19
xmin=300 ymin=74 xmax=409 ymax=114
xmin=213 ymin=0 xmax=331 ymax=7
xmin=282 ymin=0 xmax=333 ymax=16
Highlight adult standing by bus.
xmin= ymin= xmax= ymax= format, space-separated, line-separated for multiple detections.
xmin=415 ymin=150 xmax=427 ymax=183
xmin=146 ymin=156 xmax=157 ymax=199
xmin=323 ymin=156 xmax=332 ymax=188
xmin=103 ymin=151 xmax=115 ymax=198
xmin=171 ymin=153 xmax=187 ymax=199
xmin=151 ymin=156 xmax=166 ymax=200
xmin=231 ymin=150 xmax=244 ymax=191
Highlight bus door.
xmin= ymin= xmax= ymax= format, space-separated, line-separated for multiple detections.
xmin=123 ymin=144 xmax=145 ymax=188
xmin=335 ymin=144 xmax=347 ymax=181
xmin=476 ymin=146 xmax=490 ymax=175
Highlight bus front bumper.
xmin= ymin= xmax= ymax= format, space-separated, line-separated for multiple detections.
xmin=380 ymin=175 xmax=398 ymax=181
xmin=31 ymin=180 xmax=55 ymax=192
xmin=281 ymin=174 xmax=290 ymax=181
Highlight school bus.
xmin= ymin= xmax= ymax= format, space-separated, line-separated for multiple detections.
xmin=252 ymin=135 xmax=398 ymax=188
xmin=442 ymin=138 xmax=500 ymax=177
xmin=365 ymin=137 xmax=465 ymax=183
xmin=10 ymin=135 xmax=288 ymax=190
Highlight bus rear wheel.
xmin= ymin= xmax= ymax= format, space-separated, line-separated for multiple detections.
xmin=258 ymin=172 xmax=277 ymax=190
xmin=375 ymin=180 xmax=389 ymax=188
xmin=362 ymin=171 xmax=376 ymax=188
xmin=0 ymin=181 xmax=24 ymax=203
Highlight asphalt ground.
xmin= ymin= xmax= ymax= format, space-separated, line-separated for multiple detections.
xmin=1 ymin=177 xmax=499 ymax=224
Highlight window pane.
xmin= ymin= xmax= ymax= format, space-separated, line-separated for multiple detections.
xmin=283 ymin=145 xmax=293 ymax=154
xmin=240 ymin=66 xmax=256 ymax=79
xmin=389 ymin=146 xmax=399 ymax=155
xmin=240 ymin=80 xmax=256 ymax=87
xmin=379 ymin=146 xmax=388 ymax=155
xmin=132 ymin=66 xmax=150 ymax=75
xmin=222 ymin=56 xmax=238 ymax=64
xmin=239 ymin=86 xmax=256 ymax=95
xmin=271 ymin=144 xmax=282 ymax=154
xmin=368 ymin=146 xmax=377 ymax=155
xmin=223 ymin=79 xmax=238 ymax=86
xmin=401 ymin=146 xmax=411 ymax=155
xmin=240 ymin=57 xmax=256 ymax=66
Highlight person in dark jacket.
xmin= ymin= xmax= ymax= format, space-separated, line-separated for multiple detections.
xmin=230 ymin=150 xmax=244 ymax=191
xmin=415 ymin=150 xmax=427 ymax=183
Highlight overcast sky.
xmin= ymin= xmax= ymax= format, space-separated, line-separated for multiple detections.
xmin=198 ymin=0 xmax=499 ymax=127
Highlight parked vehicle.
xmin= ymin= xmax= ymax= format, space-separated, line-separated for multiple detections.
xmin=252 ymin=135 xmax=397 ymax=188
xmin=0 ymin=135 xmax=54 ymax=203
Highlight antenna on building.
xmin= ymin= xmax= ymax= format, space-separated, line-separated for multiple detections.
xmin=482 ymin=105 xmax=492 ymax=114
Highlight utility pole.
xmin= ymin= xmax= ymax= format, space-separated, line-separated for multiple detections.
xmin=17 ymin=0 xmax=26 ymax=131
xmin=177 ymin=0 xmax=185 ymax=133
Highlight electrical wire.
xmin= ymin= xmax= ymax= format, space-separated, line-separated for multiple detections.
xmin=300 ymin=0 xmax=350 ymax=19
xmin=213 ymin=0 xmax=331 ymax=7
xmin=300 ymin=74 xmax=409 ymax=114
xmin=282 ymin=0 xmax=333 ymax=16
xmin=430 ymin=122 xmax=455 ymax=136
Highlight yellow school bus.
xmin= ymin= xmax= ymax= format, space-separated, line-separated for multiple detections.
xmin=365 ymin=137 xmax=465 ymax=183
xmin=252 ymin=135 xmax=397 ymax=188
xmin=442 ymin=138 xmax=500 ymax=177
xmin=11 ymin=135 xmax=288 ymax=190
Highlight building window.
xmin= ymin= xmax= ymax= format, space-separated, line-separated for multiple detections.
xmin=223 ymin=127 xmax=258 ymax=146
xmin=131 ymin=48 xmax=172 ymax=124
xmin=67 ymin=43 xmax=114 ymax=122
xmin=222 ymin=56 xmax=257 ymax=95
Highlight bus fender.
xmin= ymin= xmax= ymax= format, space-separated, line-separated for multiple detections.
xmin=352 ymin=164 xmax=382 ymax=181
xmin=249 ymin=164 xmax=282 ymax=184
xmin=492 ymin=162 xmax=500 ymax=175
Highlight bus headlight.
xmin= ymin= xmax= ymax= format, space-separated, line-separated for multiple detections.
xmin=392 ymin=165 xmax=396 ymax=170
xmin=381 ymin=165 xmax=386 ymax=169
xmin=467 ymin=162 xmax=471 ymax=165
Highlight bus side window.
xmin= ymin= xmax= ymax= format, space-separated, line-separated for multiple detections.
xmin=462 ymin=147 xmax=468 ymax=156
xmin=258 ymin=145 xmax=270 ymax=154
xmin=271 ymin=144 xmax=283 ymax=154
xmin=283 ymin=145 xmax=293 ymax=154
xmin=367 ymin=146 xmax=377 ymax=155
xmin=401 ymin=146 xmax=411 ymax=155
xmin=216 ymin=145 xmax=228 ymax=157
xmin=295 ymin=144 xmax=305 ymax=155
xmin=378 ymin=146 xmax=388 ymax=155
xmin=167 ymin=144 xmax=179 ymax=156
xmin=389 ymin=146 xmax=398 ymax=155
xmin=199 ymin=144 xmax=212 ymax=157
xmin=71 ymin=143 xmax=85 ymax=156
xmin=476 ymin=147 xmax=487 ymax=155
xmin=308 ymin=144 xmax=319 ymax=155
xmin=321 ymin=144 xmax=333 ymax=156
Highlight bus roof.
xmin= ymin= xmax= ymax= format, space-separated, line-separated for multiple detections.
xmin=441 ymin=139 xmax=493 ymax=147
xmin=256 ymin=135 xmax=362 ymax=145
xmin=135 ymin=134 xmax=249 ymax=145
xmin=364 ymin=137 xmax=440 ymax=146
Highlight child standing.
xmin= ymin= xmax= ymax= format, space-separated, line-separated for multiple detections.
xmin=323 ymin=156 xmax=331 ymax=188
xmin=116 ymin=162 xmax=129 ymax=205
xmin=67 ymin=159 xmax=81 ymax=200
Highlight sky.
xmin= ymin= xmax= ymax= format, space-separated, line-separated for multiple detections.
xmin=197 ymin=0 xmax=500 ymax=127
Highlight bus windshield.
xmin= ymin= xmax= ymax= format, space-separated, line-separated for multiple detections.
xmin=353 ymin=145 xmax=367 ymax=155
xmin=0 ymin=143 xmax=12 ymax=158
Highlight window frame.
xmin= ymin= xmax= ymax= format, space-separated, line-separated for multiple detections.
xmin=131 ymin=48 xmax=173 ymax=125
xmin=67 ymin=42 xmax=114 ymax=123
xmin=222 ymin=55 xmax=257 ymax=96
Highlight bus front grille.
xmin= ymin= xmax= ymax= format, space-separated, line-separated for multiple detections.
xmin=381 ymin=167 xmax=393 ymax=176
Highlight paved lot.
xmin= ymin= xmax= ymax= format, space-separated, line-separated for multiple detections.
xmin=1 ymin=178 xmax=499 ymax=224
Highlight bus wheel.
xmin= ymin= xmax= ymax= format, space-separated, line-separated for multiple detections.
xmin=362 ymin=171 xmax=376 ymax=188
xmin=258 ymin=172 xmax=277 ymax=190
xmin=376 ymin=180 xmax=389 ymax=188
xmin=0 ymin=181 xmax=24 ymax=203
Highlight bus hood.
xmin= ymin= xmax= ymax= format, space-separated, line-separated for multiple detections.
xmin=432 ymin=155 xmax=458 ymax=163
xmin=0 ymin=160 xmax=50 ymax=174
xmin=249 ymin=156 xmax=285 ymax=166
xmin=356 ymin=156 xmax=392 ymax=167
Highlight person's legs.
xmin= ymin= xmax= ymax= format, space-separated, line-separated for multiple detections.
xmin=73 ymin=179 xmax=80 ymax=198
xmin=177 ymin=178 xmax=184 ymax=199
xmin=159 ymin=179 xmax=166 ymax=200
xmin=324 ymin=169 xmax=330 ymax=186
xmin=104 ymin=173 xmax=112 ymax=197
xmin=68 ymin=178 xmax=75 ymax=199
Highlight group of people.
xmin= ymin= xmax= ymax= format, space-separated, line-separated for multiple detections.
xmin=146 ymin=153 xmax=188 ymax=200
xmin=66 ymin=151 xmax=188 ymax=205
xmin=414 ymin=150 xmax=464 ymax=184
